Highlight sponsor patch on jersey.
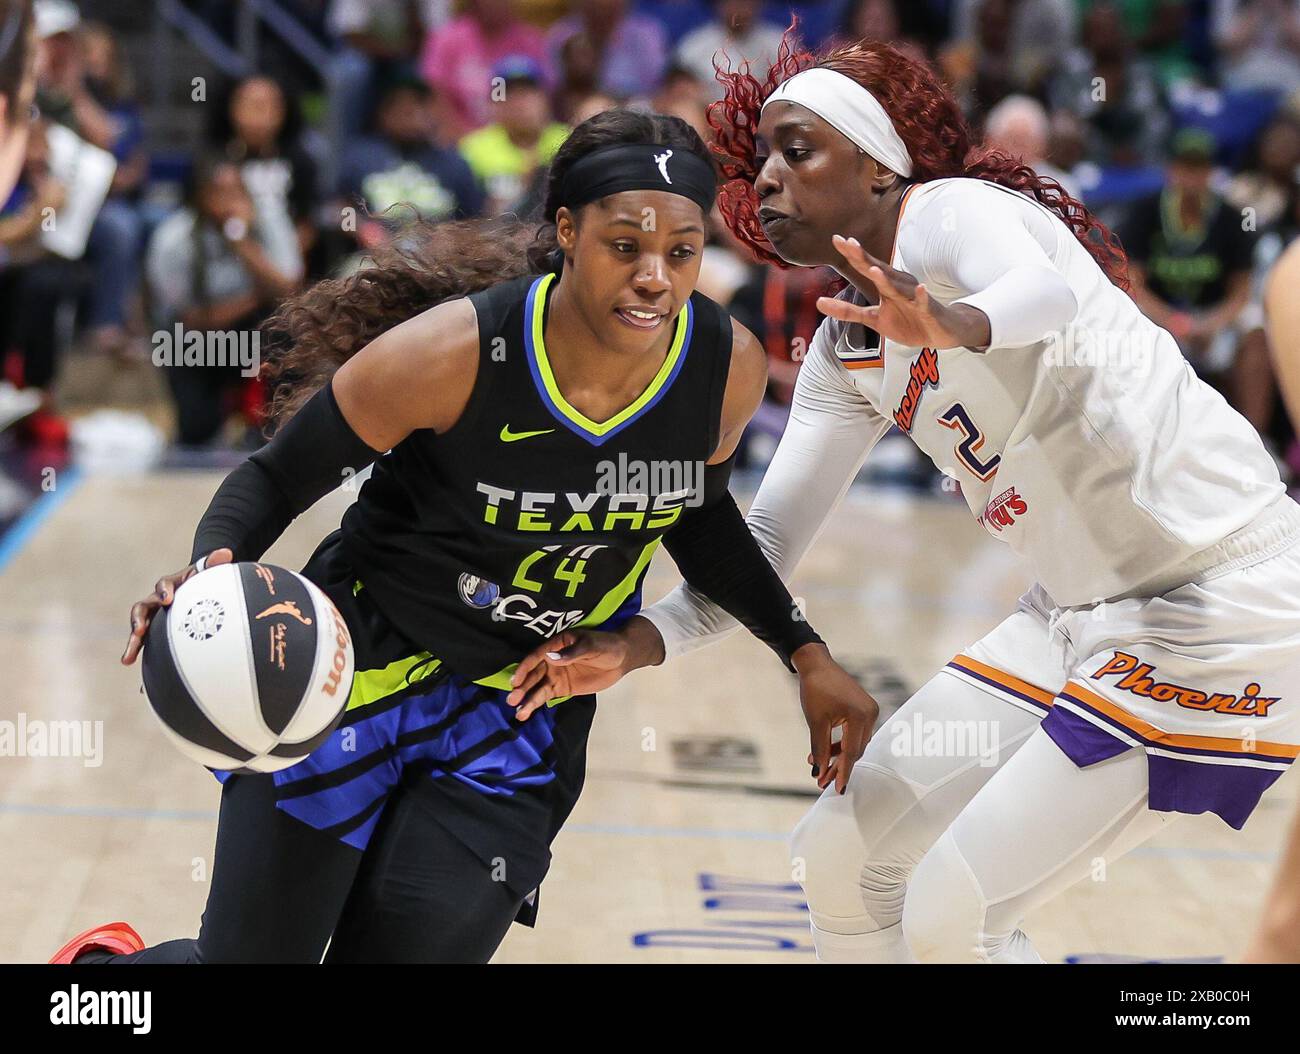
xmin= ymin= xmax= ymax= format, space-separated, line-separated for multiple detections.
xmin=458 ymin=573 xmax=501 ymax=610
xmin=979 ymin=485 xmax=1028 ymax=533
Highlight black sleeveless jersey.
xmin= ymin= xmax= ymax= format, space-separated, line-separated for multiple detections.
xmin=339 ymin=272 xmax=733 ymax=685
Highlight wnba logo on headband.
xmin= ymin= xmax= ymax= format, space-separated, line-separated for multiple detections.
xmin=558 ymin=144 xmax=717 ymax=212
xmin=653 ymin=149 xmax=673 ymax=184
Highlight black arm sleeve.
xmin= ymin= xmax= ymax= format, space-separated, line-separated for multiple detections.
xmin=662 ymin=456 xmax=823 ymax=670
xmin=190 ymin=382 xmax=384 ymax=563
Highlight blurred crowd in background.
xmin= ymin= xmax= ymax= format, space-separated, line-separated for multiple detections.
xmin=0 ymin=0 xmax=1298 ymax=491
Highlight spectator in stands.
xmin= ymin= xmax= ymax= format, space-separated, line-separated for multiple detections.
xmin=547 ymin=0 xmax=667 ymax=101
xmin=675 ymin=1 xmax=786 ymax=100
xmin=950 ymin=0 xmax=1076 ymax=96
xmin=1213 ymin=0 xmax=1300 ymax=96
xmin=459 ymin=56 xmax=568 ymax=217
xmin=940 ymin=0 xmax=1019 ymax=121
xmin=145 ymin=156 xmax=302 ymax=447
xmin=0 ymin=118 xmax=73 ymax=445
xmin=338 ymin=79 xmax=483 ymax=226
xmin=831 ymin=0 xmax=929 ymax=62
xmin=1227 ymin=115 xmax=1300 ymax=234
xmin=78 ymin=20 xmax=145 ymax=361
xmin=212 ymin=75 xmax=321 ymax=269
xmin=0 ymin=0 xmax=36 ymax=435
xmin=984 ymin=93 xmax=1084 ymax=198
xmin=566 ymin=89 xmax=617 ymax=126
xmin=420 ymin=0 xmax=551 ymax=138
xmin=728 ymin=264 xmax=830 ymax=408
xmin=635 ymin=0 xmax=711 ymax=43
xmin=329 ymin=0 xmax=438 ymax=138
xmin=1085 ymin=0 xmax=1194 ymax=87
xmin=34 ymin=6 xmax=145 ymax=360
xmin=1049 ymin=1 xmax=1169 ymax=166
xmin=551 ymin=26 xmax=601 ymax=123
xmin=1120 ymin=128 xmax=1256 ymax=389
xmin=31 ymin=2 xmax=110 ymax=147
xmin=0 ymin=0 xmax=35 ymax=204
xmin=651 ymin=64 xmax=710 ymax=141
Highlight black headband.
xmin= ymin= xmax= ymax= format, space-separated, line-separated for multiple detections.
xmin=558 ymin=143 xmax=717 ymax=214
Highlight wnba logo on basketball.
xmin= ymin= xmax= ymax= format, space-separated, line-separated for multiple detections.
xmin=458 ymin=573 xmax=501 ymax=610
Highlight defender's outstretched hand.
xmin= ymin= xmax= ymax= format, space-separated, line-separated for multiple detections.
xmin=817 ymin=234 xmax=991 ymax=352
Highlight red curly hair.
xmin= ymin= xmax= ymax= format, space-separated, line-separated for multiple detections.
xmin=708 ymin=32 xmax=1129 ymax=290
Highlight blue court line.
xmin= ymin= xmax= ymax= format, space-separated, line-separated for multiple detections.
xmin=0 ymin=466 xmax=83 ymax=573
xmin=0 ymin=800 xmax=1284 ymax=861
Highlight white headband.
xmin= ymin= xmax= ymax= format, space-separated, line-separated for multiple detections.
xmin=762 ymin=67 xmax=913 ymax=178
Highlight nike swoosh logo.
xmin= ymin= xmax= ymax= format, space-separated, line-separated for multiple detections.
xmin=500 ymin=425 xmax=555 ymax=443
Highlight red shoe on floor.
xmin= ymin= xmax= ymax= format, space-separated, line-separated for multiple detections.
xmin=49 ymin=922 xmax=145 ymax=963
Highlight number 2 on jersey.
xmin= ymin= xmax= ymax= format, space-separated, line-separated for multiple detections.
xmin=937 ymin=402 xmax=1001 ymax=482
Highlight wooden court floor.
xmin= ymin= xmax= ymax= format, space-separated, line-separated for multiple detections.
xmin=0 ymin=472 xmax=1292 ymax=963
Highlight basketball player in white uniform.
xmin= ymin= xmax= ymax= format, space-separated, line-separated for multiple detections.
xmin=506 ymin=41 xmax=1300 ymax=963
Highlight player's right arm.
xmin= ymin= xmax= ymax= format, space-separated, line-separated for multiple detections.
xmin=121 ymin=299 xmax=480 ymax=665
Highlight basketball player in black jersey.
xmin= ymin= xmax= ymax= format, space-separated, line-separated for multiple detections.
xmin=52 ymin=110 xmax=879 ymax=964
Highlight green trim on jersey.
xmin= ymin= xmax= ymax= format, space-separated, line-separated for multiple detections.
xmin=527 ymin=272 xmax=691 ymax=438
xmin=472 ymin=536 xmax=662 ymax=705
xmin=347 ymin=651 xmax=442 ymax=711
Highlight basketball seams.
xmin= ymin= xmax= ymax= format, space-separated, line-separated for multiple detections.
xmin=143 ymin=604 xmax=256 ymax=763
xmin=164 ymin=593 xmax=262 ymax=755
xmin=302 ymin=579 xmax=332 ymax=738
xmin=240 ymin=563 xmax=320 ymax=739
xmin=232 ymin=567 xmax=278 ymax=747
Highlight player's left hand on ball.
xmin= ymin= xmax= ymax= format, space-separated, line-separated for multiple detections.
xmin=507 ymin=629 xmax=631 ymax=720
xmin=794 ymin=646 xmax=880 ymax=794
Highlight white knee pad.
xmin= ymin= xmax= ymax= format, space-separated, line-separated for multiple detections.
xmin=790 ymin=762 xmax=921 ymax=934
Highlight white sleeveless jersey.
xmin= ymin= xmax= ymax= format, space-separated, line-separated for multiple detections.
xmin=826 ymin=177 xmax=1282 ymax=607
xmin=644 ymin=176 xmax=1289 ymax=657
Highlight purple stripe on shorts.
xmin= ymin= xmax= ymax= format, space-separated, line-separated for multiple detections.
xmin=1042 ymin=703 xmax=1285 ymax=829
xmin=1041 ymin=704 xmax=1132 ymax=766
xmin=1147 ymin=754 xmax=1283 ymax=830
